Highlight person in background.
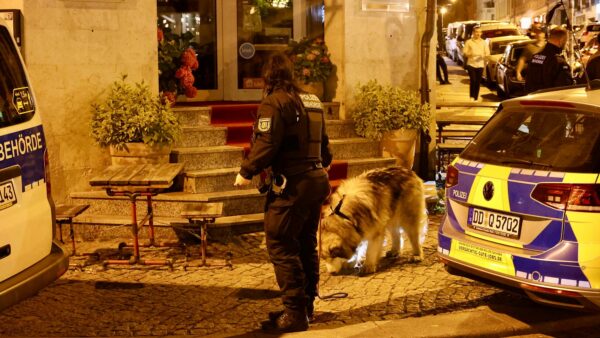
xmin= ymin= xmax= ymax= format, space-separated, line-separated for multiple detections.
xmin=585 ymin=48 xmax=600 ymax=81
xmin=516 ymin=29 xmax=546 ymax=81
xmin=437 ymin=49 xmax=451 ymax=85
xmin=463 ymin=26 xmax=490 ymax=101
xmin=525 ymin=27 xmax=574 ymax=94
xmin=527 ymin=21 xmax=543 ymax=39
xmin=234 ymin=52 xmax=332 ymax=333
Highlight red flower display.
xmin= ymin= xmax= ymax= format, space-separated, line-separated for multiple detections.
xmin=158 ymin=29 xmax=200 ymax=100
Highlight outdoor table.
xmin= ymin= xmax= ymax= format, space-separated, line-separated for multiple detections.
xmin=89 ymin=163 xmax=184 ymax=267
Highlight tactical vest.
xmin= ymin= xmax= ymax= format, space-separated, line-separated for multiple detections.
xmin=274 ymin=93 xmax=324 ymax=174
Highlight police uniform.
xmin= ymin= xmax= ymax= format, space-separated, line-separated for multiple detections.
xmin=525 ymin=42 xmax=574 ymax=94
xmin=239 ymin=89 xmax=332 ymax=323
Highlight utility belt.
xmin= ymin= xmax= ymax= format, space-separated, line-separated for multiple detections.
xmin=257 ymin=162 xmax=323 ymax=196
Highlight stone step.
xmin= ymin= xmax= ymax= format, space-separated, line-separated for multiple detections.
xmin=170 ymin=145 xmax=244 ymax=170
xmin=329 ymin=138 xmax=381 ymax=159
xmin=183 ymin=157 xmax=396 ymax=193
xmin=174 ymin=126 xmax=227 ymax=148
xmin=70 ymin=189 xmax=265 ymax=218
xmin=171 ymin=138 xmax=379 ymax=171
xmin=172 ymin=106 xmax=211 ymax=127
xmin=325 ymin=119 xmax=357 ymax=139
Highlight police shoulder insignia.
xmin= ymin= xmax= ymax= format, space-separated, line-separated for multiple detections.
xmin=298 ymin=93 xmax=323 ymax=110
xmin=258 ymin=117 xmax=272 ymax=132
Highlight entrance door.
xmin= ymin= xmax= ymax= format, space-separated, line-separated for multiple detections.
xmin=158 ymin=0 xmax=324 ymax=102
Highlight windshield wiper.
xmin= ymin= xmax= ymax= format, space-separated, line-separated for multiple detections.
xmin=500 ymin=159 xmax=553 ymax=169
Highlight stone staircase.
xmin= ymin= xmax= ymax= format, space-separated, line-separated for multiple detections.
xmin=69 ymin=102 xmax=397 ymax=240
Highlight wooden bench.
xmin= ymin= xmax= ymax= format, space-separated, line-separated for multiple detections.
xmin=178 ymin=202 xmax=224 ymax=266
xmin=55 ymin=204 xmax=90 ymax=256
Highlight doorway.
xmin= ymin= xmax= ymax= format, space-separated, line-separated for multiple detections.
xmin=157 ymin=0 xmax=324 ymax=102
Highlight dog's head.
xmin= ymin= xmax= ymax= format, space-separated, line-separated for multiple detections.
xmin=320 ymin=195 xmax=360 ymax=273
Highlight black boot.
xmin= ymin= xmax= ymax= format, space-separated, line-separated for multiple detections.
xmin=268 ymin=297 xmax=315 ymax=324
xmin=261 ymin=309 xmax=309 ymax=333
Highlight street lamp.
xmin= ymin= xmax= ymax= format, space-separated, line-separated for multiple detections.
xmin=440 ymin=6 xmax=447 ymax=29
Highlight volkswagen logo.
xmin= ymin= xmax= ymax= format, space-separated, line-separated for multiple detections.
xmin=483 ymin=181 xmax=494 ymax=201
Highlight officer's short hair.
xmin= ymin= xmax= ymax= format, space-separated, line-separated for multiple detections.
xmin=549 ymin=27 xmax=568 ymax=40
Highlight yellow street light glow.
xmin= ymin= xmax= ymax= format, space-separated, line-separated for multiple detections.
xmin=440 ymin=6 xmax=447 ymax=15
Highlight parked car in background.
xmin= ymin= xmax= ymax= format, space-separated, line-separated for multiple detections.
xmin=579 ymin=22 xmax=600 ymax=48
xmin=446 ymin=21 xmax=467 ymax=61
xmin=455 ymin=20 xmax=500 ymax=65
xmin=484 ymin=35 xmax=531 ymax=85
xmin=439 ymin=85 xmax=600 ymax=311
xmin=457 ymin=21 xmax=518 ymax=66
xmin=495 ymin=39 xmax=537 ymax=98
xmin=0 ymin=19 xmax=68 ymax=312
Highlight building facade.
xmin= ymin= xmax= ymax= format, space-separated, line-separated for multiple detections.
xmin=0 ymin=0 xmax=434 ymax=203
xmin=476 ymin=0 xmax=496 ymax=20
xmin=496 ymin=0 xmax=599 ymax=29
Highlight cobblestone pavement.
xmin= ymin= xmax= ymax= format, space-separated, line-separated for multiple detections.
xmin=0 ymin=214 xmax=538 ymax=337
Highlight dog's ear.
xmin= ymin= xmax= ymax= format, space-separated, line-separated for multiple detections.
xmin=329 ymin=246 xmax=349 ymax=259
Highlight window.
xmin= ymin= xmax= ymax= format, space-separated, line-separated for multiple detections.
xmin=0 ymin=26 xmax=34 ymax=128
xmin=461 ymin=108 xmax=600 ymax=172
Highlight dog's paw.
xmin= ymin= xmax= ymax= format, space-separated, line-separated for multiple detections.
xmin=385 ymin=250 xmax=399 ymax=259
xmin=408 ymin=254 xmax=423 ymax=263
xmin=358 ymin=263 xmax=377 ymax=275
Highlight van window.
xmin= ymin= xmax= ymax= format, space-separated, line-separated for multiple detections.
xmin=0 ymin=26 xmax=35 ymax=128
xmin=461 ymin=108 xmax=600 ymax=173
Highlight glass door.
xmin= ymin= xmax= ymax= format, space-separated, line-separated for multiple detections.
xmin=158 ymin=0 xmax=324 ymax=102
xmin=157 ymin=0 xmax=223 ymax=101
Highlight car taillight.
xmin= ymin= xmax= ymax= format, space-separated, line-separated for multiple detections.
xmin=446 ymin=165 xmax=459 ymax=188
xmin=531 ymin=183 xmax=600 ymax=212
xmin=44 ymin=149 xmax=51 ymax=197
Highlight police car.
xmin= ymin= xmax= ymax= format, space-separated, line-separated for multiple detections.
xmin=438 ymin=85 xmax=600 ymax=310
xmin=0 ymin=19 xmax=68 ymax=311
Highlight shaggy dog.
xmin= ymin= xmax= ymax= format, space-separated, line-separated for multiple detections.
xmin=320 ymin=167 xmax=426 ymax=274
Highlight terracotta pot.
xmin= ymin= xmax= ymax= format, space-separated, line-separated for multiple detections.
xmin=109 ymin=143 xmax=171 ymax=165
xmin=380 ymin=129 xmax=418 ymax=169
xmin=294 ymin=80 xmax=324 ymax=100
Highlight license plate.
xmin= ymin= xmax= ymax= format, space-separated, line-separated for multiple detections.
xmin=468 ymin=208 xmax=522 ymax=239
xmin=0 ymin=181 xmax=17 ymax=211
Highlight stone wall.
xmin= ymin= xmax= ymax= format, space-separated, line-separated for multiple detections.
xmin=0 ymin=0 xmax=157 ymax=203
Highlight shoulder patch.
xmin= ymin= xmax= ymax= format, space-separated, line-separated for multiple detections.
xmin=298 ymin=93 xmax=323 ymax=110
xmin=257 ymin=117 xmax=271 ymax=132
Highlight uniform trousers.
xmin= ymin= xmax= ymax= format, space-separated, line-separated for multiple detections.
xmin=466 ymin=65 xmax=484 ymax=100
xmin=264 ymin=169 xmax=330 ymax=313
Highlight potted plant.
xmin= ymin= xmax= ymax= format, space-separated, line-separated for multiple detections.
xmin=158 ymin=28 xmax=200 ymax=103
xmin=288 ymin=37 xmax=333 ymax=100
xmin=352 ymin=79 xmax=431 ymax=169
xmin=90 ymin=75 xmax=181 ymax=164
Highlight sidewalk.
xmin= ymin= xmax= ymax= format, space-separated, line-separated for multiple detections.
xmin=216 ymin=305 xmax=600 ymax=338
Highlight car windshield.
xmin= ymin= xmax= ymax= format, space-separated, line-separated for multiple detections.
xmin=0 ymin=26 xmax=34 ymax=128
xmin=588 ymin=25 xmax=600 ymax=32
xmin=481 ymin=29 xmax=520 ymax=39
xmin=461 ymin=107 xmax=600 ymax=173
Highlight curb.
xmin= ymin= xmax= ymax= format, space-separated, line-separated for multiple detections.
xmin=213 ymin=305 xmax=600 ymax=338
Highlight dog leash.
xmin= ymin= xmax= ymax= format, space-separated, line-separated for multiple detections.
xmin=316 ymin=214 xmax=348 ymax=300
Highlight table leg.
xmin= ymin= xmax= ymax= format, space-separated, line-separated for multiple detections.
xmin=130 ymin=195 xmax=140 ymax=262
xmin=69 ymin=219 xmax=76 ymax=255
xmin=147 ymin=195 xmax=155 ymax=246
xmin=201 ymin=222 xmax=207 ymax=266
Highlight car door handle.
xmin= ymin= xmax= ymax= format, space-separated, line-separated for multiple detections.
xmin=0 ymin=244 xmax=10 ymax=260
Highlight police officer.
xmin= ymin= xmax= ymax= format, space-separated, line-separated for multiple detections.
xmin=234 ymin=52 xmax=332 ymax=333
xmin=525 ymin=27 xmax=574 ymax=94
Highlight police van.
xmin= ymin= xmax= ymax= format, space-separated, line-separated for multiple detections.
xmin=0 ymin=18 xmax=68 ymax=311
